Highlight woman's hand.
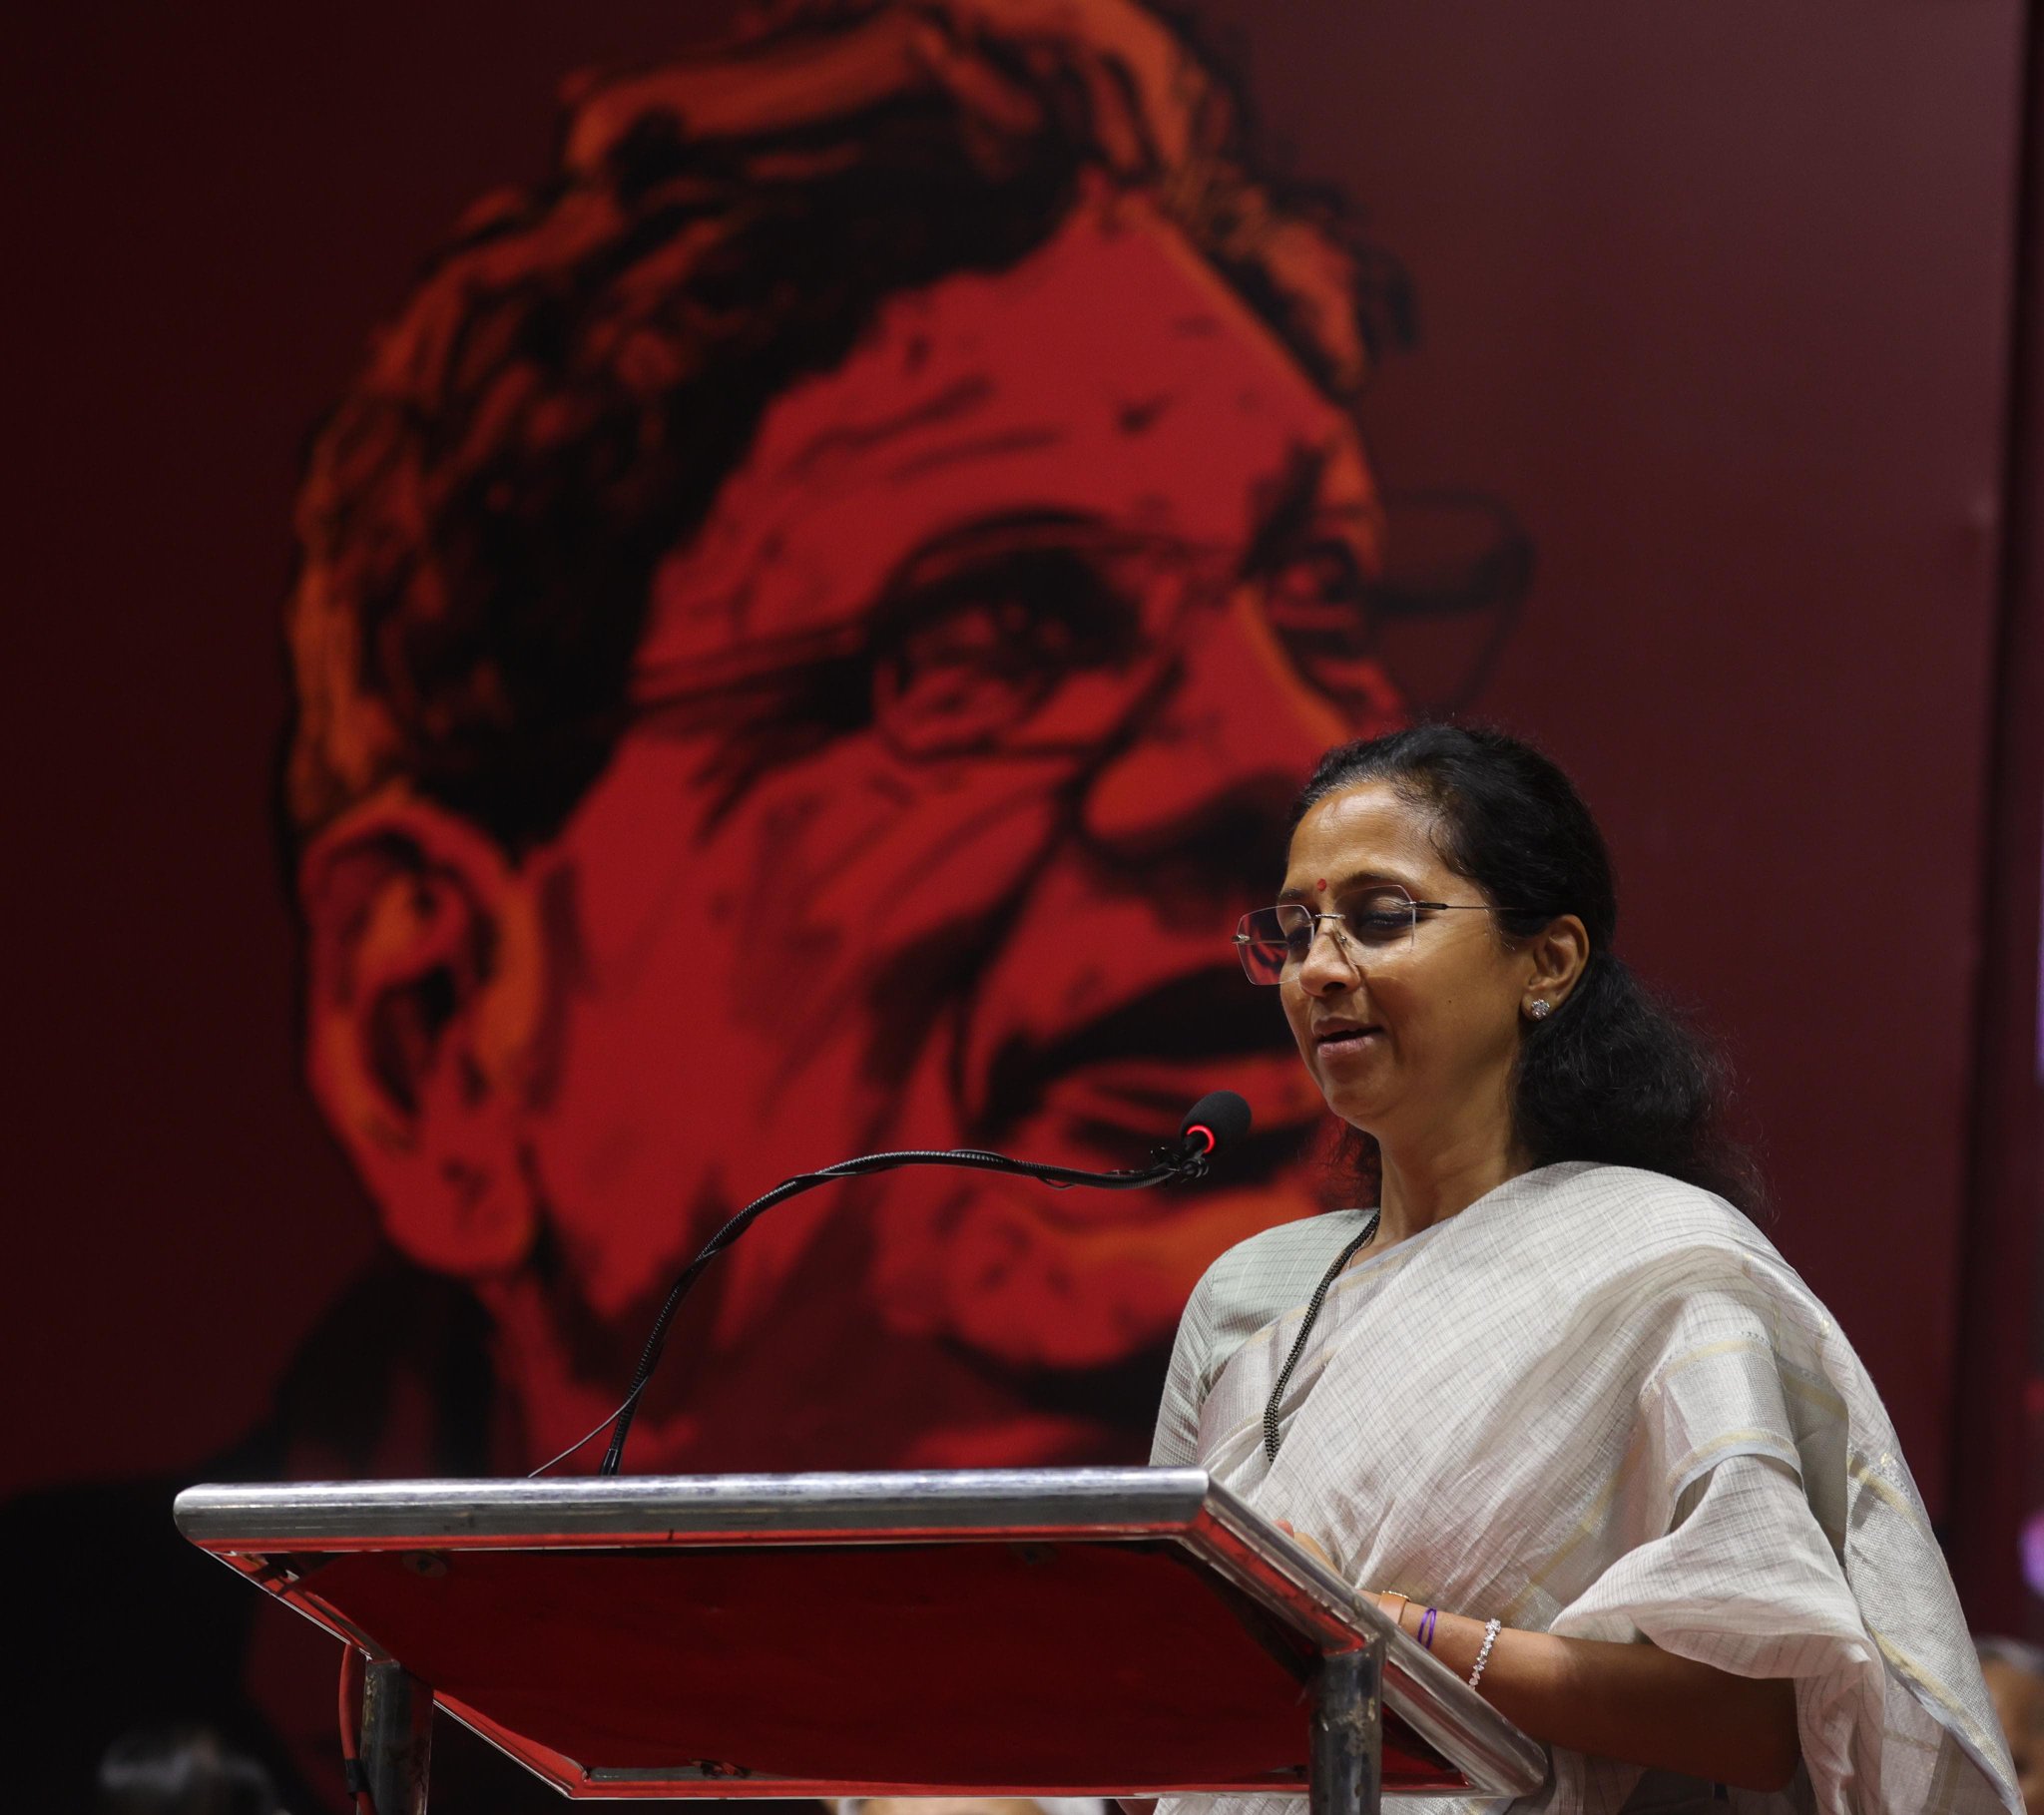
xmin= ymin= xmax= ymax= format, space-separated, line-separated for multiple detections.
xmin=1272 ymin=1518 xmax=1336 ymax=1571
xmin=1267 ymin=1520 xmax=1798 ymax=1793
xmin=1276 ymin=1522 xmax=1406 ymax=1628
xmin=1277 ymin=1522 xmax=1405 ymax=1631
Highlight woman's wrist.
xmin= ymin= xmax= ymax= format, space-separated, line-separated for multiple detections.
xmin=1369 ymin=1594 xmax=1485 ymax=1671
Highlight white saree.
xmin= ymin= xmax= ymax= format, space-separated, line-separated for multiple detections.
xmin=1150 ymin=1161 xmax=2020 ymax=1815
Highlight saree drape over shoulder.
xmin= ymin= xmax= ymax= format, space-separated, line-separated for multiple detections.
xmin=1151 ymin=1162 xmax=2020 ymax=1815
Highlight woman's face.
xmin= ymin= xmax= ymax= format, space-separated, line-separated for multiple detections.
xmin=1278 ymin=781 xmax=1534 ymax=1147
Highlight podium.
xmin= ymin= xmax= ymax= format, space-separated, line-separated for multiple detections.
xmin=174 ymin=1469 xmax=1545 ymax=1813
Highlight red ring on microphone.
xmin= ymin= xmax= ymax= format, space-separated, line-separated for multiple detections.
xmin=1186 ymin=1124 xmax=1217 ymax=1154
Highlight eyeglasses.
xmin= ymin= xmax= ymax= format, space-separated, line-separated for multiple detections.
xmin=630 ymin=515 xmax=1387 ymax=764
xmin=625 ymin=492 xmax=1531 ymax=767
xmin=1234 ymin=886 xmax=1513 ymax=986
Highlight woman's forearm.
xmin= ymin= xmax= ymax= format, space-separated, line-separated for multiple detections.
xmin=1382 ymin=1599 xmax=1799 ymax=1792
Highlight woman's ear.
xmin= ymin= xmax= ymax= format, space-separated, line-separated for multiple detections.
xmin=1525 ymin=912 xmax=1591 ymax=1012
xmin=298 ymin=787 xmax=552 ymax=1277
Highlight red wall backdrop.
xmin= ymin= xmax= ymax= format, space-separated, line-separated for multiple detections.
xmin=2 ymin=0 xmax=2034 ymax=1634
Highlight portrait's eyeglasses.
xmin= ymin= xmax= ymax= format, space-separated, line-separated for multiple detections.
xmin=1233 ymin=887 xmax=1513 ymax=986
xmin=630 ymin=516 xmax=1381 ymax=763
xmin=627 ymin=492 xmax=1530 ymax=769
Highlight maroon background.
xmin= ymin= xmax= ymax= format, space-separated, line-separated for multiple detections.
xmin=3 ymin=0 xmax=2035 ymax=1625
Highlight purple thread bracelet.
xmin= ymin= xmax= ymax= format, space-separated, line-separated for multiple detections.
xmin=1417 ymin=1606 xmax=1438 ymax=1650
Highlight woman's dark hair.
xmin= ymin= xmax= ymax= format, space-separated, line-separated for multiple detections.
xmin=1294 ymin=722 xmax=1765 ymax=1212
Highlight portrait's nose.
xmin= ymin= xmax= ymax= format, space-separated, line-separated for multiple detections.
xmin=1080 ymin=589 xmax=1351 ymax=869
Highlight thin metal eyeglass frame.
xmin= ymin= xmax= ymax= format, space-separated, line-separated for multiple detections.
xmin=1233 ymin=892 xmax=1519 ymax=986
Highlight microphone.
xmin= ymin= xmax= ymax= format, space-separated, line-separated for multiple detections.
xmin=1179 ymin=1089 xmax=1252 ymax=1160
xmin=580 ymin=1089 xmax=1251 ymax=1476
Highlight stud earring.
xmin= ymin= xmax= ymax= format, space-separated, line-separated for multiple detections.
xmin=1527 ymin=999 xmax=1553 ymax=1021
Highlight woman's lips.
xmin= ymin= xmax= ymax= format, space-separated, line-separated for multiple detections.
xmin=1315 ymin=1027 xmax=1383 ymax=1062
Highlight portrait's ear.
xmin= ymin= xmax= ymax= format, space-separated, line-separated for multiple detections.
xmin=298 ymin=788 xmax=551 ymax=1277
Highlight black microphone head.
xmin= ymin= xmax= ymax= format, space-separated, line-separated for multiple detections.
xmin=1180 ymin=1090 xmax=1252 ymax=1157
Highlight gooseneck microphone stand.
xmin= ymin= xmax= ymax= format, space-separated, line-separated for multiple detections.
xmin=594 ymin=1094 xmax=1246 ymax=1476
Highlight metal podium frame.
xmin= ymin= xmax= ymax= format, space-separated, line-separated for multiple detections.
xmin=175 ymin=1468 xmax=1545 ymax=1813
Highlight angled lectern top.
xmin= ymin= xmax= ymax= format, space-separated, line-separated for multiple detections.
xmin=175 ymin=1468 xmax=1545 ymax=1811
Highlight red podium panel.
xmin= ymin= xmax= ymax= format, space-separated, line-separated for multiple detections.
xmin=174 ymin=1469 xmax=1546 ymax=1807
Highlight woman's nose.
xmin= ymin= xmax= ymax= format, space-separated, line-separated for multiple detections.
xmin=1295 ymin=922 xmax=1362 ymax=995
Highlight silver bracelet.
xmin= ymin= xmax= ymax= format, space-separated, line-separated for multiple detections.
xmin=1467 ymin=1616 xmax=1502 ymax=1691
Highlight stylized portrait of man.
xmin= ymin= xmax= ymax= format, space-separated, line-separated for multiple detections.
xmin=282 ymin=0 xmax=1491 ymax=1481
xmin=17 ymin=3 xmax=1522 ymax=1801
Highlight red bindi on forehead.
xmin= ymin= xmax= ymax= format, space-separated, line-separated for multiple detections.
xmin=1316 ymin=879 xmax=1327 ymax=891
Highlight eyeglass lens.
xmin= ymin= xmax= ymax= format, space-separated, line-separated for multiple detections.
xmin=1234 ymin=889 xmax=1419 ymax=985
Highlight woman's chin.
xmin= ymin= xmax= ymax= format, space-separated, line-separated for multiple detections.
xmin=1320 ymin=1089 xmax=1388 ymax=1132
xmin=1313 ymin=1060 xmax=1393 ymax=1126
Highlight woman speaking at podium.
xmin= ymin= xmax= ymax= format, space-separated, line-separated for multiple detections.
xmin=1151 ymin=725 xmax=2020 ymax=1813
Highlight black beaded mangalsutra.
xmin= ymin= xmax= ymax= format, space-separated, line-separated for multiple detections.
xmin=1263 ymin=1208 xmax=1381 ymax=1464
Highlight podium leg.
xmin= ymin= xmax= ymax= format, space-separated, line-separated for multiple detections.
xmin=361 ymin=1659 xmax=433 ymax=1815
xmin=1309 ymin=1642 xmax=1382 ymax=1815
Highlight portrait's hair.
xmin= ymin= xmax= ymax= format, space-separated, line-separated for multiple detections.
xmin=1294 ymin=721 xmax=1767 ymax=1212
xmin=284 ymin=0 xmax=1412 ymax=855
